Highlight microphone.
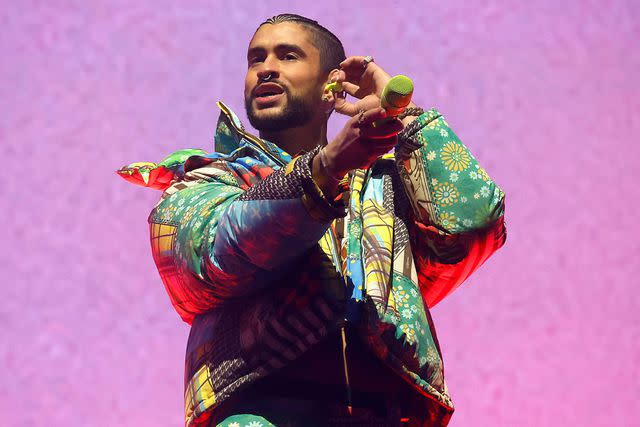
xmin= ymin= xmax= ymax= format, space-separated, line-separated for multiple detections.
xmin=380 ymin=75 xmax=413 ymax=117
xmin=324 ymin=75 xmax=414 ymax=125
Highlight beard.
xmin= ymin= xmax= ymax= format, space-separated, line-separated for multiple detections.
xmin=245 ymin=87 xmax=317 ymax=132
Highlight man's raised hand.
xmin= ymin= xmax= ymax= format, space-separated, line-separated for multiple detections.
xmin=322 ymin=106 xmax=403 ymax=177
xmin=332 ymin=56 xmax=392 ymax=117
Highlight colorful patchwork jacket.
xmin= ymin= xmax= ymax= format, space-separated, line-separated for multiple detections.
xmin=117 ymin=101 xmax=507 ymax=426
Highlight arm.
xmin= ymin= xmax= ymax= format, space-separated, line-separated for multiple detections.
xmin=395 ymin=108 xmax=507 ymax=307
xmin=148 ymin=148 xmax=345 ymax=323
xmin=329 ymin=55 xmax=506 ymax=306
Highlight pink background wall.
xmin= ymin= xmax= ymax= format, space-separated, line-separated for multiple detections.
xmin=2 ymin=1 xmax=638 ymax=426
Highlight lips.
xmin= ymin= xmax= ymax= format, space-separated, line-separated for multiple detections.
xmin=253 ymin=83 xmax=285 ymax=99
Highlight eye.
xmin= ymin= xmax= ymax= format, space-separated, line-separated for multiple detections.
xmin=284 ymin=53 xmax=298 ymax=61
xmin=248 ymin=55 xmax=264 ymax=66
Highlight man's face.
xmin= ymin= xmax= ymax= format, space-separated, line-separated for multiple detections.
xmin=244 ymin=22 xmax=325 ymax=132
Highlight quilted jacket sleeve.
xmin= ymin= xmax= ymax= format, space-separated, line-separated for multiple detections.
xmin=148 ymin=147 xmax=345 ymax=323
xmin=395 ymin=109 xmax=507 ymax=307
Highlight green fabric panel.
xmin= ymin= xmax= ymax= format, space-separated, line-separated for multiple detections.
xmin=152 ymin=182 xmax=242 ymax=276
xmin=414 ymin=109 xmax=505 ymax=233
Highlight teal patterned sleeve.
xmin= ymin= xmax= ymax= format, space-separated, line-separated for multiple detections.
xmin=394 ymin=109 xmax=507 ymax=305
xmin=396 ymin=108 xmax=505 ymax=235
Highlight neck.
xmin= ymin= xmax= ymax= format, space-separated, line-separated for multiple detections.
xmin=258 ymin=115 xmax=328 ymax=156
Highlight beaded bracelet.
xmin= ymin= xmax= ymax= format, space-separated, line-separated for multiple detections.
xmin=397 ymin=107 xmax=425 ymax=120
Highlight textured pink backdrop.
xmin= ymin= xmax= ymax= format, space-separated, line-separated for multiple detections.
xmin=2 ymin=1 xmax=639 ymax=426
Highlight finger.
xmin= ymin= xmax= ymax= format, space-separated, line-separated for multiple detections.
xmin=360 ymin=119 xmax=404 ymax=139
xmin=339 ymin=56 xmax=366 ymax=69
xmin=356 ymin=107 xmax=389 ymax=127
xmin=340 ymin=56 xmax=380 ymax=81
xmin=331 ymin=72 xmax=362 ymax=97
xmin=340 ymin=81 xmax=360 ymax=97
xmin=335 ymin=67 xmax=362 ymax=86
xmin=357 ymin=95 xmax=384 ymax=111
xmin=339 ymin=56 xmax=370 ymax=73
xmin=333 ymin=70 xmax=347 ymax=83
xmin=366 ymin=136 xmax=398 ymax=153
xmin=333 ymin=96 xmax=360 ymax=117
xmin=375 ymin=135 xmax=399 ymax=148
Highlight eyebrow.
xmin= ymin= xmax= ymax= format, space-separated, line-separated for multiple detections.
xmin=247 ymin=43 xmax=307 ymax=60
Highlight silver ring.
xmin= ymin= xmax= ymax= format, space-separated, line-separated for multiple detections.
xmin=363 ymin=55 xmax=374 ymax=69
xmin=357 ymin=109 xmax=366 ymax=125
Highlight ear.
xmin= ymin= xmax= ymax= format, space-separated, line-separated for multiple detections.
xmin=321 ymin=68 xmax=341 ymax=112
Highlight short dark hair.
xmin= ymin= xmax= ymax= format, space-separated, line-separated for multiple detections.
xmin=256 ymin=14 xmax=346 ymax=74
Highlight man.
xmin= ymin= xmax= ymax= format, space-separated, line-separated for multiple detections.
xmin=119 ymin=13 xmax=506 ymax=427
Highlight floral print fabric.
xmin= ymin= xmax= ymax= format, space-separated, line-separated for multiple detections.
xmin=397 ymin=108 xmax=505 ymax=234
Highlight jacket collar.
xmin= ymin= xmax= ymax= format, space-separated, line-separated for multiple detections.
xmin=214 ymin=101 xmax=292 ymax=167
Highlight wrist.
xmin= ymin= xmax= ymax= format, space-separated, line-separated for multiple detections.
xmin=319 ymin=146 xmax=344 ymax=181
xmin=312 ymin=152 xmax=339 ymax=198
xmin=399 ymin=103 xmax=424 ymax=127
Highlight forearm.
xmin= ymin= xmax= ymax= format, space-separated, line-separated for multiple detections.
xmin=149 ymin=149 xmax=346 ymax=312
xmin=399 ymin=101 xmax=421 ymax=128
xmin=211 ymin=147 xmax=345 ymax=276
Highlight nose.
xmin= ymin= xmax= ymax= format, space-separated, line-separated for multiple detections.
xmin=256 ymin=55 xmax=279 ymax=82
